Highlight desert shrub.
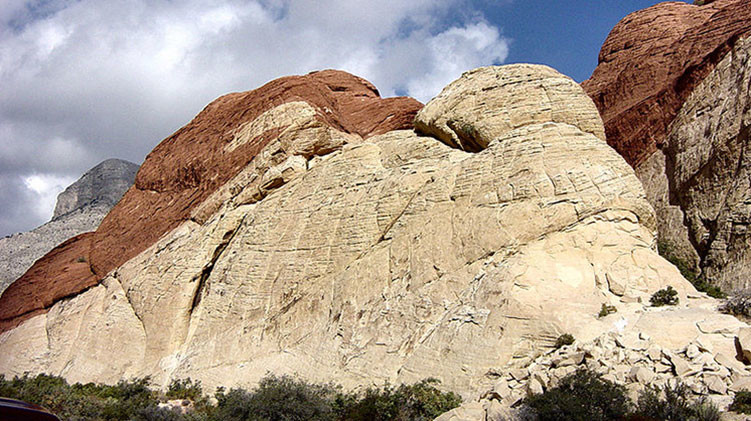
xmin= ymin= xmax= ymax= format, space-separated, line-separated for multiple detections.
xmin=650 ymin=286 xmax=679 ymax=307
xmin=554 ymin=333 xmax=575 ymax=349
xmin=134 ymin=405 xmax=209 ymax=421
xmin=212 ymin=374 xmax=337 ymax=421
xmin=522 ymin=369 xmax=630 ymax=421
xmin=657 ymin=241 xmax=725 ymax=299
xmin=634 ymin=382 xmax=719 ymax=421
xmin=730 ymin=390 xmax=751 ymax=414
xmin=598 ymin=303 xmax=617 ymax=318
xmin=0 ymin=373 xmax=460 ymax=421
xmin=720 ymin=291 xmax=751 ymax=318
xmin=339 ymin=378 xmax=461 ymax=421
xmin=0 ymin=373 xmax=160 ymax=420
xmin=166 ymin=378 xmax=203 ymax=402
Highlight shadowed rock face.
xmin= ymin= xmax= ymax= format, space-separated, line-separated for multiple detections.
xmin=0 ymin=70 xmax=422 ymax=332
xmin=0 ymin=65 xmax=715 ymax=402
xmin=0 ymin=159 xmax=138 ymax=296
xmin=582 ymin=0 xmax=751 ymax=168
xmin=583 ymin=0 xmax=751 ymax=290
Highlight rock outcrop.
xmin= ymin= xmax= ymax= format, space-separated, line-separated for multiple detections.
xmin=2 ymin=64 xmax=731 ymax=407
xmin=583 ymin=0 xmax=751 ymax=290
xmin=0 ymin=159 xmax=138 ymax=295
xmin=0 ymin=70 xmax=421 ymax=332
xmin=53 ymin=159 xmax=139 ymax=218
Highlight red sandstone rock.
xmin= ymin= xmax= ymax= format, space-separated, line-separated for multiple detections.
xmin=0 ymin=70 xmax=422 ymax=332
xmin=582 ymin=0 xmax=751 ymax=167
xmin=0 ymin=233 xmax=97 ymax=332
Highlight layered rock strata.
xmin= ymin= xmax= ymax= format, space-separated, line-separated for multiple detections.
xmin=583 ymin=0 xmax=751 ymax=290
xmin=0 ymin=70 xmax=421 ymax=331
xmin=0 ymin=159 xmax=138 ymax=294
xmin=0 ymin=65 xmax=716 ymax=401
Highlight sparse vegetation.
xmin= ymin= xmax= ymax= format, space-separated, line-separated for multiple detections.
xmin=598 ymin=303 xmax=617 ymax=318
xmin=0 ymin=373 xmax=461 ymax=421
xmin=522 ymin=369 xmax=630 ymax=421
xmin=657 ymin=241 xmax=725 ymax=299
xmin=730 ymin=389 xmax=751 ymax=414
xmin=554 ymin=333 xmax=575 ymax=349
xmin=650 ymin=285 xmax=679 ymax=307
xmin=521 ymin=369 xmax=720 ymax=421
xmin=635 ymin=382 xmax=720 ymax=421
xmin=76 ymin=256 xmax=87 ymax=263
xmin=720 ymin=291 xmax=751 ymax=319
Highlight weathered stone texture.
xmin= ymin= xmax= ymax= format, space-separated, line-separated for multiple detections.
xmin=0 ymin=70 xmax=421 ymax=331
xmin=0 ymin=65 xmax=704 ymax=400
xmin=53 ymin=159 xmax=139 ymax=218
xmin=584 ymin=0 xmax=751 ymax=291
xmin=662 ymin=36 xmax=751 ymax=291
xmin=583 ymin=0 xmax=751 ymax=167
xmin=0 ymin=159 xmax=138 ymax=295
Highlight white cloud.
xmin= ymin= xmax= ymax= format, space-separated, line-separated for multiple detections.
xmin=0 ymin=0 xmax=511 ymax=235
xmin=22 ymin=173 xmax=76 ymax=220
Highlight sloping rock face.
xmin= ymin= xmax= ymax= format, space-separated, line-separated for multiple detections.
xmin=0 ymin=159 xmax=138 ymax=295
xmin=0 ymin=70 xmax=421 ymax=332
xmin=53 ymin=159 xmax=139 ymax=218
xmin=583 ymin=0 xmax=751 ymax=290
xmin=1 ymin=65 xmax=720 ymax=401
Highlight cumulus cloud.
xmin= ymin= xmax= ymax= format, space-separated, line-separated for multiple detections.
xmin=0 ymin=0 xmax=510 ymax=236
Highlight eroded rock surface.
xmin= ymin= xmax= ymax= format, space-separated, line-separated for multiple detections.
xmin=0 ymin=159 xmax=138 ymax=295
xmin=582 ymin=0 xmax=751 ymax=167
xmin=0 ymin=65 xmax=711 ymax=401
xmin=53 ymin=159 xmax=139 ymax=219
xmin=584 ymin=0 xmax=751 ymax=290
xmin=0 ymin=70 xmax=421 ymax=332
xmin=663 ymin=36 xmax=751 ymax=291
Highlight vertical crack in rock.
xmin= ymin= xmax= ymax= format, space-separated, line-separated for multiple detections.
xmin=114 ymin=271 xmax=147 ymax=337
xmin=188 ymin=215 xmax=248 ymax=320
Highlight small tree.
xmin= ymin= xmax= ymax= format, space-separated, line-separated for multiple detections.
xmin=650 ymin=286 xmax=679 ymax=307
xmin=523 ymin=369 xmax=630 ymax=421
xmin=554 ymin=334 xmax=575 ymax=349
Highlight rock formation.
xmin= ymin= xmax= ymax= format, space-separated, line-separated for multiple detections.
xmin=0 ymin=70 xmax=421 ymax=332
xmin=4 ymin=64 xmax=743 ymax=415
xmin=0 ymin=159 xmax=138 ymax=295
xmin=53 ymin=159 xmax=139 ymax=219
xmin=583 ymin=0 xmax=751 ymax=291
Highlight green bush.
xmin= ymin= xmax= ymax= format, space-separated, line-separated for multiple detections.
xmin=338 ymin=378 xmax=462 ymax=421
xmin=598 ymin=303 xmax=617 ymax=318
xmin=166 ymin=378 xmax=203 ymax=402
xmin=634 ymin=382 xmax=720 ymax=421
xmin=213 ymin=374 xmax=338 ymax=421
xmin=0 ymin=373 xmax=460 ymax=421
xmin=523 ymin=369 xmax=630 ymax=421
xmin=720 ymin=291 xmax=751 ymax=318
xmin=730 ymin=389 xmax=751 ymax=414
xmin=554 ymin=333 xmax=575 ymax=349
xmin=650 ymin=286 xmax=679 ymax=307
xmin=0 ymin=374 xmax=160 ymax=420
xmin=657 ymin=241 xmax=725 ymax=299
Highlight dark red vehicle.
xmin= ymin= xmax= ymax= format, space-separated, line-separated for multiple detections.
xmin=0 ymin=397 xmax=60 ymax=420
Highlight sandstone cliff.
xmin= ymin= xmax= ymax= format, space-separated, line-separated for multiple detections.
xmin=583 ymin=0 xmax=751 ymax=291
xmin=0 ymin=159 xmax=138 ymax=295
xmin=3 ymin=65 xmax=745 ymax=415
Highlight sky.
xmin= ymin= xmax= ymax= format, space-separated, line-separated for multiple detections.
xmin=0 ymin=0 xmax=691 ymax=237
